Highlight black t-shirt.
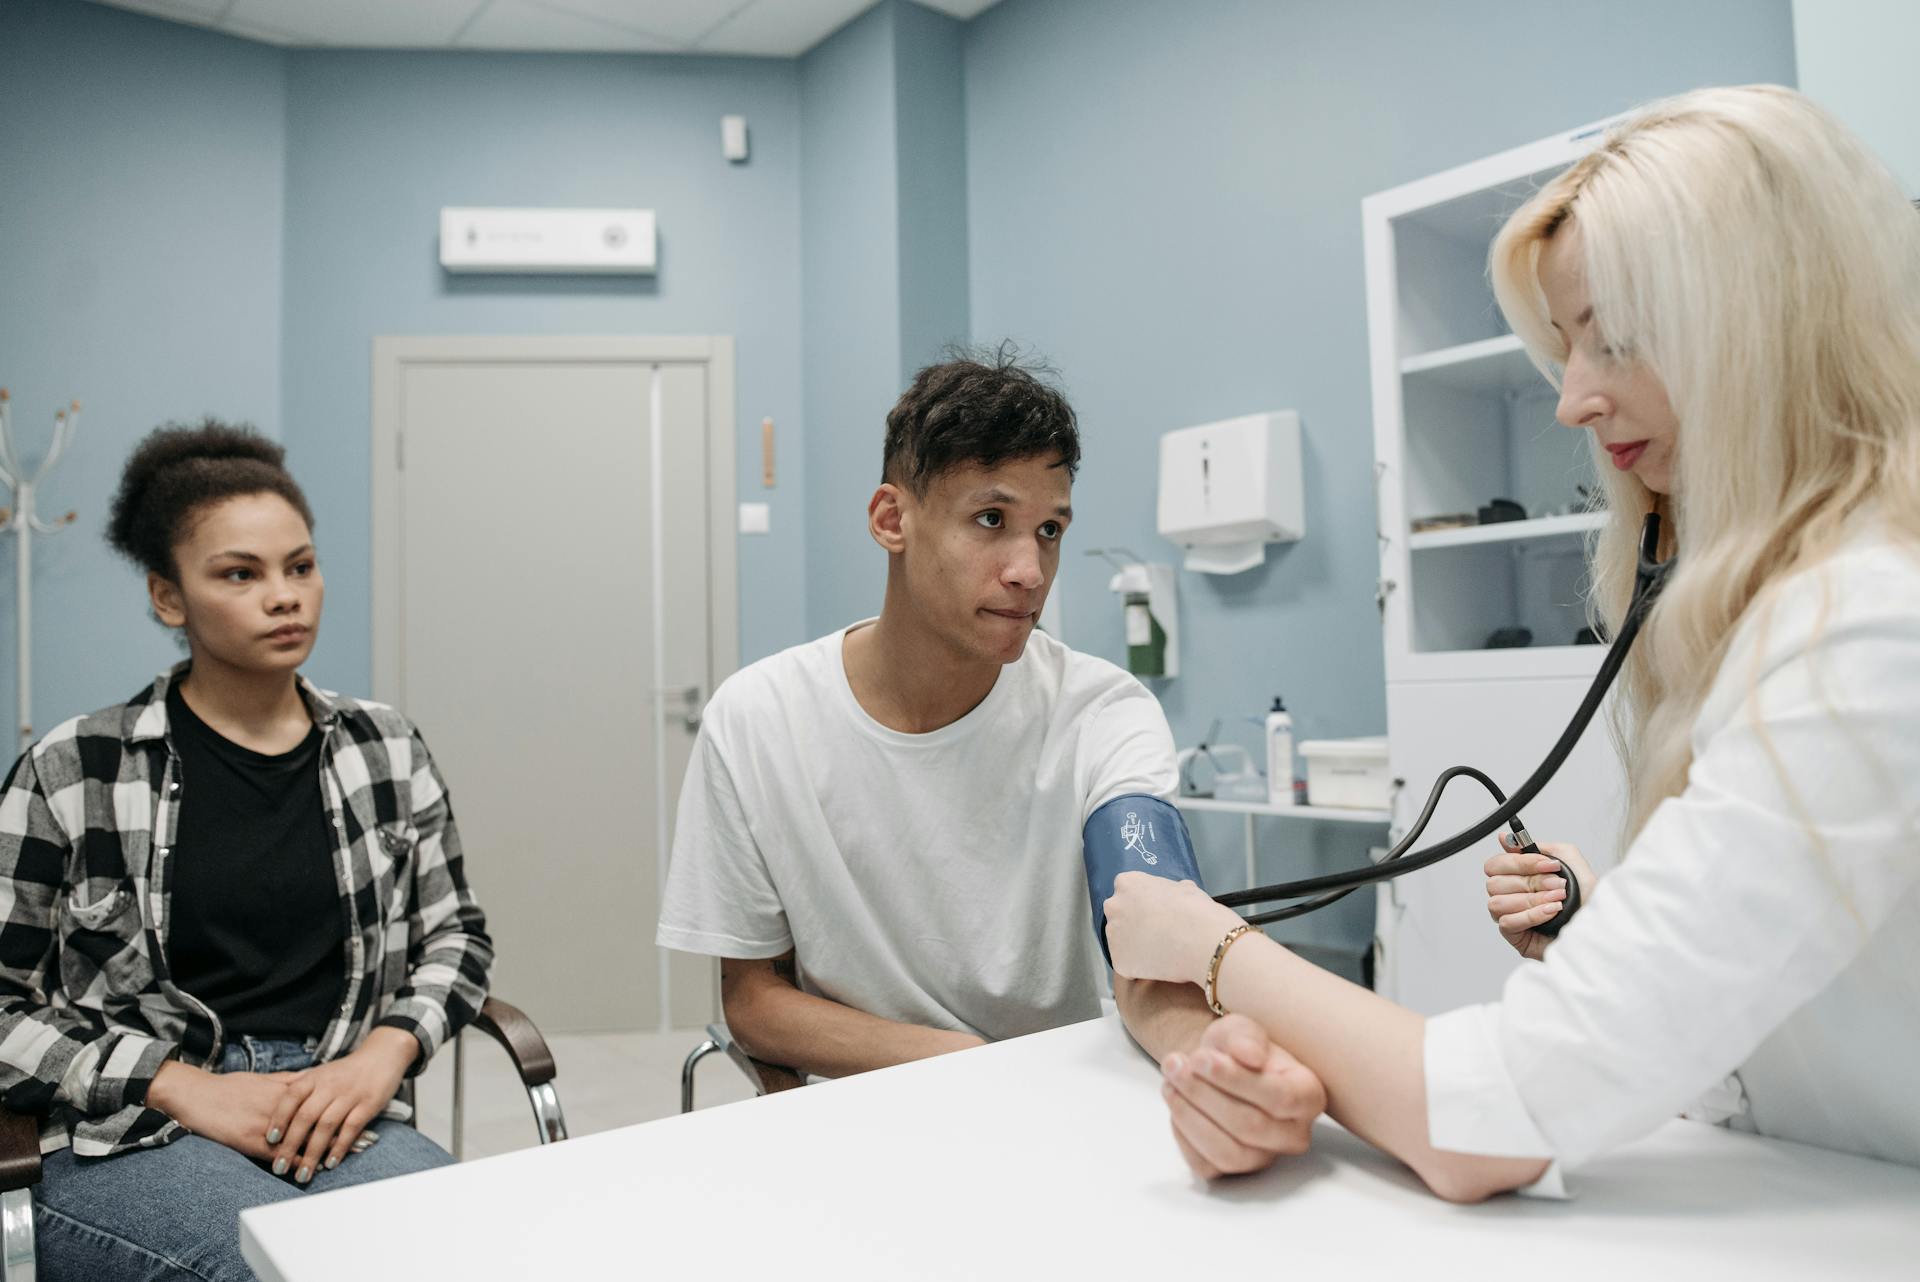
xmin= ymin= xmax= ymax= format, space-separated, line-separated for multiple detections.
xmin=165 ymin=683 xmax=346 ymax=1040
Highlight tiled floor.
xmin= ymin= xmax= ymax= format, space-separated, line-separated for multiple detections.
xmin=412 ymin=1026 xmax=760 ymax=1161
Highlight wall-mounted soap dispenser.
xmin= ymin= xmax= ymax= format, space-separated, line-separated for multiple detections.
xmin=1157 ymin=410 xmax=1305 ymax=574
xmin=1087 ymin=548 xmax=1178 ymax=679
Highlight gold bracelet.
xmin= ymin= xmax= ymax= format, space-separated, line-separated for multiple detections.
xmin=1205 ymin=923 xmax=1257 ymax=1016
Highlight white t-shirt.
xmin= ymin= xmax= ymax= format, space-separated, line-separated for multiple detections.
xmin=656 ymin=623 xmax=1178 ymax=1042
xmin=1424 ymin=524 xmax=1920 ymax=1189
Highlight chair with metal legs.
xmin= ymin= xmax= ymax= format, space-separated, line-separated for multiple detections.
xmin=0 ymin=1112 xmax=39 ymax=1282
xmin=0 ymin=995 xmax=566 ymax=1282
xmin=680 ymin=1021 xmax=804 ymax=1113
xmin=442 ymin=997 xmax=570 ymax=1155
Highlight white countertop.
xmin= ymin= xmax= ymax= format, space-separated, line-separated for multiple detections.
xmin=242 ymin=1015 xmax=1920 ymax=1280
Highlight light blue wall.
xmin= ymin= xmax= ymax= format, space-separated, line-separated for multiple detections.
xmin=4 ymin=0 xmax=1802 ymax=949
xmin=0 ymin=0 xmax=285 ymax=740
xmin=799 ymin=1 xmax=973 ymax=639
xmin=281 ymin=48 xmax=808 ymax=694
xmin=961 ymin=0 xmax=1796 ymax=950
xmin=893 ymin=1 xmax=972 ymax=380
xmin=1792 ymin=0 xmax=1920 ymax=196
xmin=799 ymin=4 xmax=904 ymax=638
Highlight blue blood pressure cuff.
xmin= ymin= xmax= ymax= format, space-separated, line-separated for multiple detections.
xmin=1083 ymin=794 xmax=1204 ymax=968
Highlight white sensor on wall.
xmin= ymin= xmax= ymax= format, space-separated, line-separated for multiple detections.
xmin=438 ymin=208 xmax=658 ymax=274
xmin=721 ymin=115 xmax=749 ymax=163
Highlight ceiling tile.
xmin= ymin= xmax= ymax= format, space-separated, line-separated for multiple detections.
xmin=913 ymin=0 xmax=1001 ymax=18
xmin=224 ymin=0 xmax=486 ymax=45
xmin=86 ymin=0 xmax=228 ymax=26
xmin=459 ymin=0 xmax=682 ymax=51
xmin=221 ymin=16 xmax=311 ymax=44
xmin=693 ymin=0 xmax=873 ymax=56
xmin=525 ymin=0 xmax=741 ymax=45
xmin=90 ymin=0 xmax=994 ymax=55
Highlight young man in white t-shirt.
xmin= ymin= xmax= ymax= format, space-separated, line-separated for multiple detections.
xmin=658 ymin=351 xmax=1325 ymax=1176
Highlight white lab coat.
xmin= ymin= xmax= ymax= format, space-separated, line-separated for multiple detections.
xmin=1423 ymin=523 xmax=1920 ymax=1192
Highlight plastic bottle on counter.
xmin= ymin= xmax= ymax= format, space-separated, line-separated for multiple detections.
xmin=1265 ymin=696 xmax=1294 ymax=808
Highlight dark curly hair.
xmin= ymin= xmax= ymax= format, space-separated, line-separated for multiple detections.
xmin=107 ymin=419 xmax=315 ymax=579
xmin=883 ymin=343 xmax=1081 ymax=495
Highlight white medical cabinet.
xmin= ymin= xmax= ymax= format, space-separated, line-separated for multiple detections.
xmin=1362 ymin=119 xmax=1632 ymax=1014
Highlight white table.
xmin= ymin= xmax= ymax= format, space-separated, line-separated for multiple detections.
xmin=242 ymin=1016 xmax=1920 ymax=1280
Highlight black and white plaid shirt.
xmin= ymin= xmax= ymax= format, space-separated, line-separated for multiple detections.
xmin=0 ymin=663 xmax=493 ymax=1157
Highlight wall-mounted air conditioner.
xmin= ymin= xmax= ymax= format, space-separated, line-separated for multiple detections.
xmin=438 ymin=207 xmax=657 ymax=274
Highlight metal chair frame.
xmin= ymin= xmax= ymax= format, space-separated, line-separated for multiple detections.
xmin=680 ymin=1021 xmax=804 ymax=1113
xmin=0 ymin=996 xmax=565 ymax=1282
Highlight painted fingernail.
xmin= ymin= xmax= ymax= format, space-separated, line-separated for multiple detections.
xmin=266 ymin=1128 xmax=283 ymax=1144
xmin=1546 ymin=876 xmax=1565 ymax=889
xmin=1546 ymin=902 xmax=1563 ymax=914
xmin=272 ymin=1158 xmax=289 ymax=1176
xmin=1165 ymin=1053 xmax=1185 ymax=1075
xmin=326 ymin=1156 xmax=339 ymax=1170
xmin=296 ymin=1166 xmax=312 ymax=1184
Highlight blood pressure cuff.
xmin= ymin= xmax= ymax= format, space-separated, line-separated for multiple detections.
xmin=1083 ymin=794 xmax=1204 ymax=968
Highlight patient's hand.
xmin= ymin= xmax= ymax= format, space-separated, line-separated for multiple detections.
xmin=1159 ymin=1014 xmax=1326 ymax=1179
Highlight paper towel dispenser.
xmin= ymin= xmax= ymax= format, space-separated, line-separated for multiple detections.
xmin=1156 ymin=411 xmax=1304 ymax=574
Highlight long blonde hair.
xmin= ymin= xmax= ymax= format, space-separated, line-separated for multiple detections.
xmin=1490 ymin=85 xmax=1920 ymax=841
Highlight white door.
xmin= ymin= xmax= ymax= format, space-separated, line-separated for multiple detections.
xmin=371 ymin=336 xmax=737 ymax=1033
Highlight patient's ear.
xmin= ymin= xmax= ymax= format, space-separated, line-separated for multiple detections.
xmin=149 ymin=572 xmax=188 ymax=630
xmin=868 ymin=483 xmax=908 ymax=553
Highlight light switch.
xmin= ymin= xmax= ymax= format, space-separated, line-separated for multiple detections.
xmin=738 ymin=502 xmax=771 ymax=535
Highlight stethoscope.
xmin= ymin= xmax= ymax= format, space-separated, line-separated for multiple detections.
xmin=1214 ymin=512 xmax=1676 ymax=934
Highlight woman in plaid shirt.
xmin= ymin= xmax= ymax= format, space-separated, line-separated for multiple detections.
xmin=0 ymin=423 xmax=493 ymax=1280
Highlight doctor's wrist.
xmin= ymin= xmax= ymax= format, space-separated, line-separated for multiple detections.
xmin=1187 ymin=894 xmax=1252 ymax=991
xmin=1202 ymin=923 xmax=1258 ymax=1012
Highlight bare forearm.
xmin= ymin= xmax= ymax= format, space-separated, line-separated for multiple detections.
xmin=724 ymin=981 xmax=979 ymax=1079
xmin=1113 ymin=976 xmax=1216 ymax=1063
xmin=1213 ymin=934 xmax=1547 ymax=1201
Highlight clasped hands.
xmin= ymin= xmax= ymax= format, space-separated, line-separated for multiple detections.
xmin=1105 ymin=870 xmax=1327 ymax=1179
xmin=146 ymin=1026 xmax=420 ymax=1184
xmin=1157 ymin=1010 xmax=1327 ymax=1179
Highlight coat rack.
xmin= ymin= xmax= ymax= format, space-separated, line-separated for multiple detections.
xmin=0 ymin=389 xmax=81 ymax=753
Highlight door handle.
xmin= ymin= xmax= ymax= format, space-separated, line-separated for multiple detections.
xmin=654 ymin=684 xmax=704 ymax=732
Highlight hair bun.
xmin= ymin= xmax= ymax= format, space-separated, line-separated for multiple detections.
xmin=127 ymin=419 xmax=286 ymax=476
xmin=107 ymin=418 xmax=312 ymax=578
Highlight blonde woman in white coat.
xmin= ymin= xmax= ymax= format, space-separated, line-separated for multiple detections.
xmin=1103 ymin=84 xmax=1920 ymax=1201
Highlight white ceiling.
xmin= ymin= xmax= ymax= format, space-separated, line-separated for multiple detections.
xmin=85 ymin=0 xmax=1002 ymax=56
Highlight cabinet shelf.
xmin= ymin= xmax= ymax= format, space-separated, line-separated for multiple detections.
xmin=1394 ymin=644 xmax=1604 ymax=683
xmin=1400 ymin=334 xmax=1548 ymax=396
xmin=1408 ymin=511 xmax=1604 ymax=551
xmin=1176 ymin=798 xmax=1391 ymax=824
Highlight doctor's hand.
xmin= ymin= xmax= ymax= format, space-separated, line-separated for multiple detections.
xmin=1161 ymin=1015 xmax=1326 ymax=1178
xmin=1485 ymin=836 xmax=1595 ymax=962
xmin=1104 ymin=872 xmax=1247 ymax=988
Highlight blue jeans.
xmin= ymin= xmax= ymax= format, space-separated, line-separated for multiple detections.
xmin=33 ymin=1037 xmax=453 ymax=1282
